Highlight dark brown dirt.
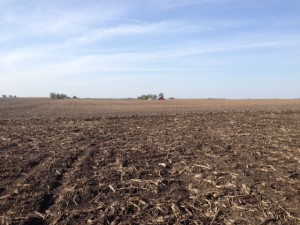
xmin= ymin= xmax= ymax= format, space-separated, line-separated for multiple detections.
xmin=0 ymin=99 xmax=300 ymax=224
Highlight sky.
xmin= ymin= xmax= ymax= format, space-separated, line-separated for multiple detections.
xmin=0 ymin=0 xmax=299 ymax=99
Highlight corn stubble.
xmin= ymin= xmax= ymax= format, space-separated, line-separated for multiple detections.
xmin=0 ymin=100 xmax=300 ymax=224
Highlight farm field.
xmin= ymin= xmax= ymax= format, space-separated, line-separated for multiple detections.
xmin=0 ymin=98 xmax=300 ymax=224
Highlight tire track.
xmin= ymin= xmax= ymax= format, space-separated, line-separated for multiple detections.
xmin=0 ymin=148 xmax=84 ymax=225
xmin=0 ymin=153 xmax=51 ymax=200
xmin=37 ymin=148 xmax=86 ymax=213
xmin=44 ymin=145 xmax=96 ymax=223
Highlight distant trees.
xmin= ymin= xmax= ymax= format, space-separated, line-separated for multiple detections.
xmin=50 ymin=93 xmax=55 ymax=99
xmin=137 ymin=92 xmax=167 ymax=100
xmin=2 ymin=95 xmax=16 ymax=98
xmin=50 ymin=93 xmax=68 ymax=99
xmin=137 ymin=94 xmax=157 ymax=100
xmin=49 ymin=93 xmax=79 ymax=99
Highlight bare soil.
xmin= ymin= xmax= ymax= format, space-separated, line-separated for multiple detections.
xmin=0 ymin=99 xmax=300 ymax=224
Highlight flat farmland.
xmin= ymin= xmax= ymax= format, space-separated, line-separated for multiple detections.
xmin=0 ymin=99 xmax=300 ymax=224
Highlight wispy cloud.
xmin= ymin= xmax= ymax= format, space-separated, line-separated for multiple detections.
xmin=0 ymin=51 xmax=39 ymax=67
xmin=0 ymin=1 xmax=127 ymax=40
xmin=148 ymin=0 xmax=233 ymax=9
xmin=1 ymin=32 xmax=297 ymax=82
xmin=65 ymin=21 xmax=177 ymax=46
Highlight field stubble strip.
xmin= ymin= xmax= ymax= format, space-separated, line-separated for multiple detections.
xmin=0 ymin=109 xmax=300 ymax=224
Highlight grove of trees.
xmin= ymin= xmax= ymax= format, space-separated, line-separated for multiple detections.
xmin=137 ymin=94 xmax=157 ymax=100
xmin=137 ymin=93 xmax=167 ymax=100
xmin=49 ymin=93 xmax=68 ymax=99
xmin=2 ymin=95 xmax=16 ymax=98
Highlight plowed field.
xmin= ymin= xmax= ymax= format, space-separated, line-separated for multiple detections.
xmin=1 ymin=99 xmax=300 ymax=224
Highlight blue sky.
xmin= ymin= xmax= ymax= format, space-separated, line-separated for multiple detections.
xmin=0 ymin=0 xmax=299 ymax=98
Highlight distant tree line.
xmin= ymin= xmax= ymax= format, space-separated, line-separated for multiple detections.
xmin=49 ymin=93 xmax=78 ymax=99
xmin=137 ymin=94 xmax=157 ymax=100
xmin=2 ymin=95 xmax=16 ymax=98
xmin=137 ymin=92 xmax=166 ymax=100
xmin=50 ymin=93 xmax=67 ymax=99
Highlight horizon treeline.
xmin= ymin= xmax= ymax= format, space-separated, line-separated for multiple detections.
xmin=49 ymin=93 xmax=77 ymax=99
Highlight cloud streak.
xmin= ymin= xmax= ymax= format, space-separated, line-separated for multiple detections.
xmin=148 ymin=0 xmax=233 ymax=10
